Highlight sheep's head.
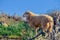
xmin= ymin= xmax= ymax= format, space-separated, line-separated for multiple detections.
xmin=23 ymin=11 xmax=38 ymax=17
xmin=23 ymin=11 xmax=32 ymax=17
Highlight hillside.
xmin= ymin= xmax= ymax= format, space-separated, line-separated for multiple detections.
xmin=0 ymin=11 xmax=60 ymax=40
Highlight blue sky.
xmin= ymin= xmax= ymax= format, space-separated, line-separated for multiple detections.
xmin=0 ymin=0 xmax=60 ymax=16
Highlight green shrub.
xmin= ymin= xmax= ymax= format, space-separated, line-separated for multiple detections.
xmin=0 ymin=21 xmax=36 ymax=40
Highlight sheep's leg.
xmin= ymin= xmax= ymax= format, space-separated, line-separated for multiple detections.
xmin=47 ymin=22 xmax=55 ymax=40
xmin=28 ymin=30 xmax=43 ymax=40
xmin=35 ymin=27 xmax=40 ymax=35
xmin=29 ymin=23 xmax=38 ymax=34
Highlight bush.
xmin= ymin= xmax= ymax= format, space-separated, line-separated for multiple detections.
xmin=0 ymin=21 xmax=36 ymax=40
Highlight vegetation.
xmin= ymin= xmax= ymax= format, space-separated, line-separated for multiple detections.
xmin=0 ymin=21 xmax=36 ymax=40
xmin=0 ymin=12 xmax=36 ymax=40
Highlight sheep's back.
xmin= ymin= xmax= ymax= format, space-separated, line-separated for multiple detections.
xmin=30 ymin=15 xmax=53 ymax=23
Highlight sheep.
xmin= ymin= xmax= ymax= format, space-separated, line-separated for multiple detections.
xmin=23 ymin=11 xmax=54 ymax=38
xmin=23 ymin=11 xmax=54 ymax=32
